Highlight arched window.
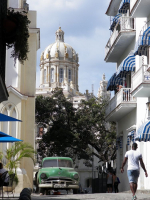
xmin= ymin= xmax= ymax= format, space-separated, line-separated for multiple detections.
xmin=68 ymin=69 xmax=72 ymax=83
xmin=11 ymin=109 xmax=16 ymax=138
xmin=59 ymin=68 xmax=64 ymax=83
xmin=44 ymin=69 xmax=46 ymax=84
xmin=51 ymin=68 xmax=54 ymax=83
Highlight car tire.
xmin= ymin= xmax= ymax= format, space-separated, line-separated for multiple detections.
xmin=73 ymin=189 xmax=78 ymax=194
xmin=39 ymin=188 xmax=45 ymax=195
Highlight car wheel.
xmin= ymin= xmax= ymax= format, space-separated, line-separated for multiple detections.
xmin=73 ymin=189 xmax=78 ymax=194
xmin=39 ymin=188 xmax=45 ymax=195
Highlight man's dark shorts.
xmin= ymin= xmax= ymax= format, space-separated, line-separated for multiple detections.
xmin=107 ymin=184 xmax=113 ymax=188
xmin=127 ymin=170 xmax=139 ymax=183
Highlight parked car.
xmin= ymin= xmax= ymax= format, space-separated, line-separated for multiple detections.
xmin=37 ymin=157 xmax=79 ymax=194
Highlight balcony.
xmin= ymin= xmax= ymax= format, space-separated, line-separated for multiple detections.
xmin=130 ymin=0 xmax=150 ymax=18
xmin=105 ymin=17 xmax=136 ymax=63
xmin=106 ymin=0 xmax=122 ymax=16
xmin=106 ymin=88 xmax=137 ymax=121
xmin=131 ymin=65 xmax=150 ymax=97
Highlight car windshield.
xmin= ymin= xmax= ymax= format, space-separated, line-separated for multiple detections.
xmin=42 ymin=159 xmax=73 ymax=168
xmin=42 ymin=160 xmax=57 ymax=167
xmin=58 ymin=159 xmax=73 ymax=168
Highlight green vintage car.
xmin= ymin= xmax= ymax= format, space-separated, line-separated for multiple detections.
xmin=37 ymin=157 xmax=79 ymax=194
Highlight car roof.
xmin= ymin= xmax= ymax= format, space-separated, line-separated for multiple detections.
xmin=42 ymin=157 xmax=72 ymax=162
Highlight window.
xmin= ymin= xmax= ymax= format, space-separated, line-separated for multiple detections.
xmin=68 ymin=69 xmax=71 ymax=83
xmin=51 ymin=68 xmax=54 ymax=83
xmin=59 ymin=68 xmax=64 ymax=83
xmin=44 ymin=69 xmax=46 ymax=84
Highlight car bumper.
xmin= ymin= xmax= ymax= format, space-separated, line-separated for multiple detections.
xmin=39 ymin=183 xmax=79 ymax=189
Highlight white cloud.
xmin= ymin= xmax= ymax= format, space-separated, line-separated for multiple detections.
xmin=27 ymin=0 xmax=116 ymax=95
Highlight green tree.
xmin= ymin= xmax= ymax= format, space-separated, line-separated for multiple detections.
xmin=35 ymin=88 xmax=116 ymax=165
xmin=5 ymin=142 xmax=35 ymax=184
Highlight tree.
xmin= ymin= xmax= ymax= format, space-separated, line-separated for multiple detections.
xmin=35 ymin=88 xmax=116 ymax=165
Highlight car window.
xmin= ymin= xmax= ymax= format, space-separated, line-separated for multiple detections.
xmin=58 ymin=160 xmax=73 ymax=168
xmin=42 ymin=159 xmax=57 ymax=167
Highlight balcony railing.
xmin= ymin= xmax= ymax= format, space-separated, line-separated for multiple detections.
xmin=132 ymin=65 xmax=150 ymax=91
xmin=105 ymin=17 xmax=135 ymax=57
xmin=106 ymin=88 xmax=136 ymax=117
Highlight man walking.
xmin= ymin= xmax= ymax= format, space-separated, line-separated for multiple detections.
xmin=121 ymin=143 xmax=148 ymax=200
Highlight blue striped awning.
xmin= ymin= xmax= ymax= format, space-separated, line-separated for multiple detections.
xmin=135 ymin=121 xmax=150 ymax=142
xmin=134 ymin=27 xmax=150 ymax=56
xmin=119 ymin=0 xmax=130 ymax=14
xmin=110 ymin=13 xmax=122 ymax=32
xmin=107 ymin=73 xmax=123 ymax=91
xmin=116 ymin=54 xmax=135 ymax=78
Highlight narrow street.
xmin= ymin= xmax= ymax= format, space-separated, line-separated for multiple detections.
xmin=31 ymin=193 xmax=150 ymax=200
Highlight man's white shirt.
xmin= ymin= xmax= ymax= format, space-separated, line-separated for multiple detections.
xmin=125 ymin=150 xmax=142 ymax=170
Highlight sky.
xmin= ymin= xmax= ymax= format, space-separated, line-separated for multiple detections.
xmin=27 ymin=0 xmax=116 ymax=96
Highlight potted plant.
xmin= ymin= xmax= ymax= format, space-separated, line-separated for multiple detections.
xmin=3 ymin=9 xmax=31 ymax=64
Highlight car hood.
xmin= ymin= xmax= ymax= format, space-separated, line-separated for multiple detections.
xmin=38 ymin=167 xmax=77 ymax=179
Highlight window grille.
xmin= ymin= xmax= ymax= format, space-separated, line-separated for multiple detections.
xmin=59 ymin=68 xmax=64 ymax=83
xmin=51 ymin=68 xmax=54 ymax=83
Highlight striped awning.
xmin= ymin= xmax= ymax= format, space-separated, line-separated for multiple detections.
xmin=119 ymin=0 xmax=130 ymax=14
xmin=127 ymin=130 xmax=135 ymax=145
xmin=135 ymin=121 xmax=150 ymax=142
xmin=110 ymin=13 xmax=122 ymax=32
xmin=134 ymin=27 xmax=150 ymax=56
xmin=116 ymin=54 xmax=135 ymax=78
xmin=107 ymin=73 xmax=123 ymax=91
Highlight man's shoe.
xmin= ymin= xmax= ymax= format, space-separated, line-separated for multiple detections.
xmin=133 ymin=195 xmax=137 ymax=200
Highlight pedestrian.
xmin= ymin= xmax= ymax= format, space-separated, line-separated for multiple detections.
xmin=0 ymin=162 xmax=9 ymax=186
xmin=107 ymin=171 xmax=113 ymax=193
xmin=113 ymin=172 xmax=120 ymax=193
xmin=121 ymin=142 xmax=148 ymax=200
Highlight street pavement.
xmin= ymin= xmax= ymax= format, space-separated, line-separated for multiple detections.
xmin=31 ymin=192 xmax=150 ymax=200
xmin=2 ymin=191 xmax=150 ymax=200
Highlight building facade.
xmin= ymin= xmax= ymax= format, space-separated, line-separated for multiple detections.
xmin=105 ymin=0 xmax=150 ymax=191
xmin=0 ymin=0 xmax=40 ymax=192
xmin=35 ymin=27 xmax=99 ymax=190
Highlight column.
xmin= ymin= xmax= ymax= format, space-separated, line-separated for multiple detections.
xmin=46 ymin=66 xmax=48 ymax=83
xmin=57 ymin=66 xmax=59 ymax=82
xmin=55 ymin=66 xmax=57 ymax=83
xmin=66 ymin=66 xmax=68 ymax=81
xmin=48 ymin=65 xmax=51 ymax=84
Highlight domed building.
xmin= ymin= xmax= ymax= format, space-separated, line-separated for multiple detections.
xmin=36 ymin=27 xmax=81 ymax=98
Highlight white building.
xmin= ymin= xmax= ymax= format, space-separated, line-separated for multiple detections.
xmin=35 ymin=27 xmax=99 ymax=190
xmin=105 ymin=0 xmax=150 ymax=191
xmin=0 ymin=0 xmax=40 ymax=192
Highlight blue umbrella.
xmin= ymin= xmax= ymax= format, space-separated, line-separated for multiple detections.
xmin=0 ymin=131 xmax=23 ymax=142
xmin=0 ymin=113 xmax=22 ymax=122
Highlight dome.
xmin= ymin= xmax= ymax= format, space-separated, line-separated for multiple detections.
xmin=41 ymin=27 xmax=79 ymax=63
